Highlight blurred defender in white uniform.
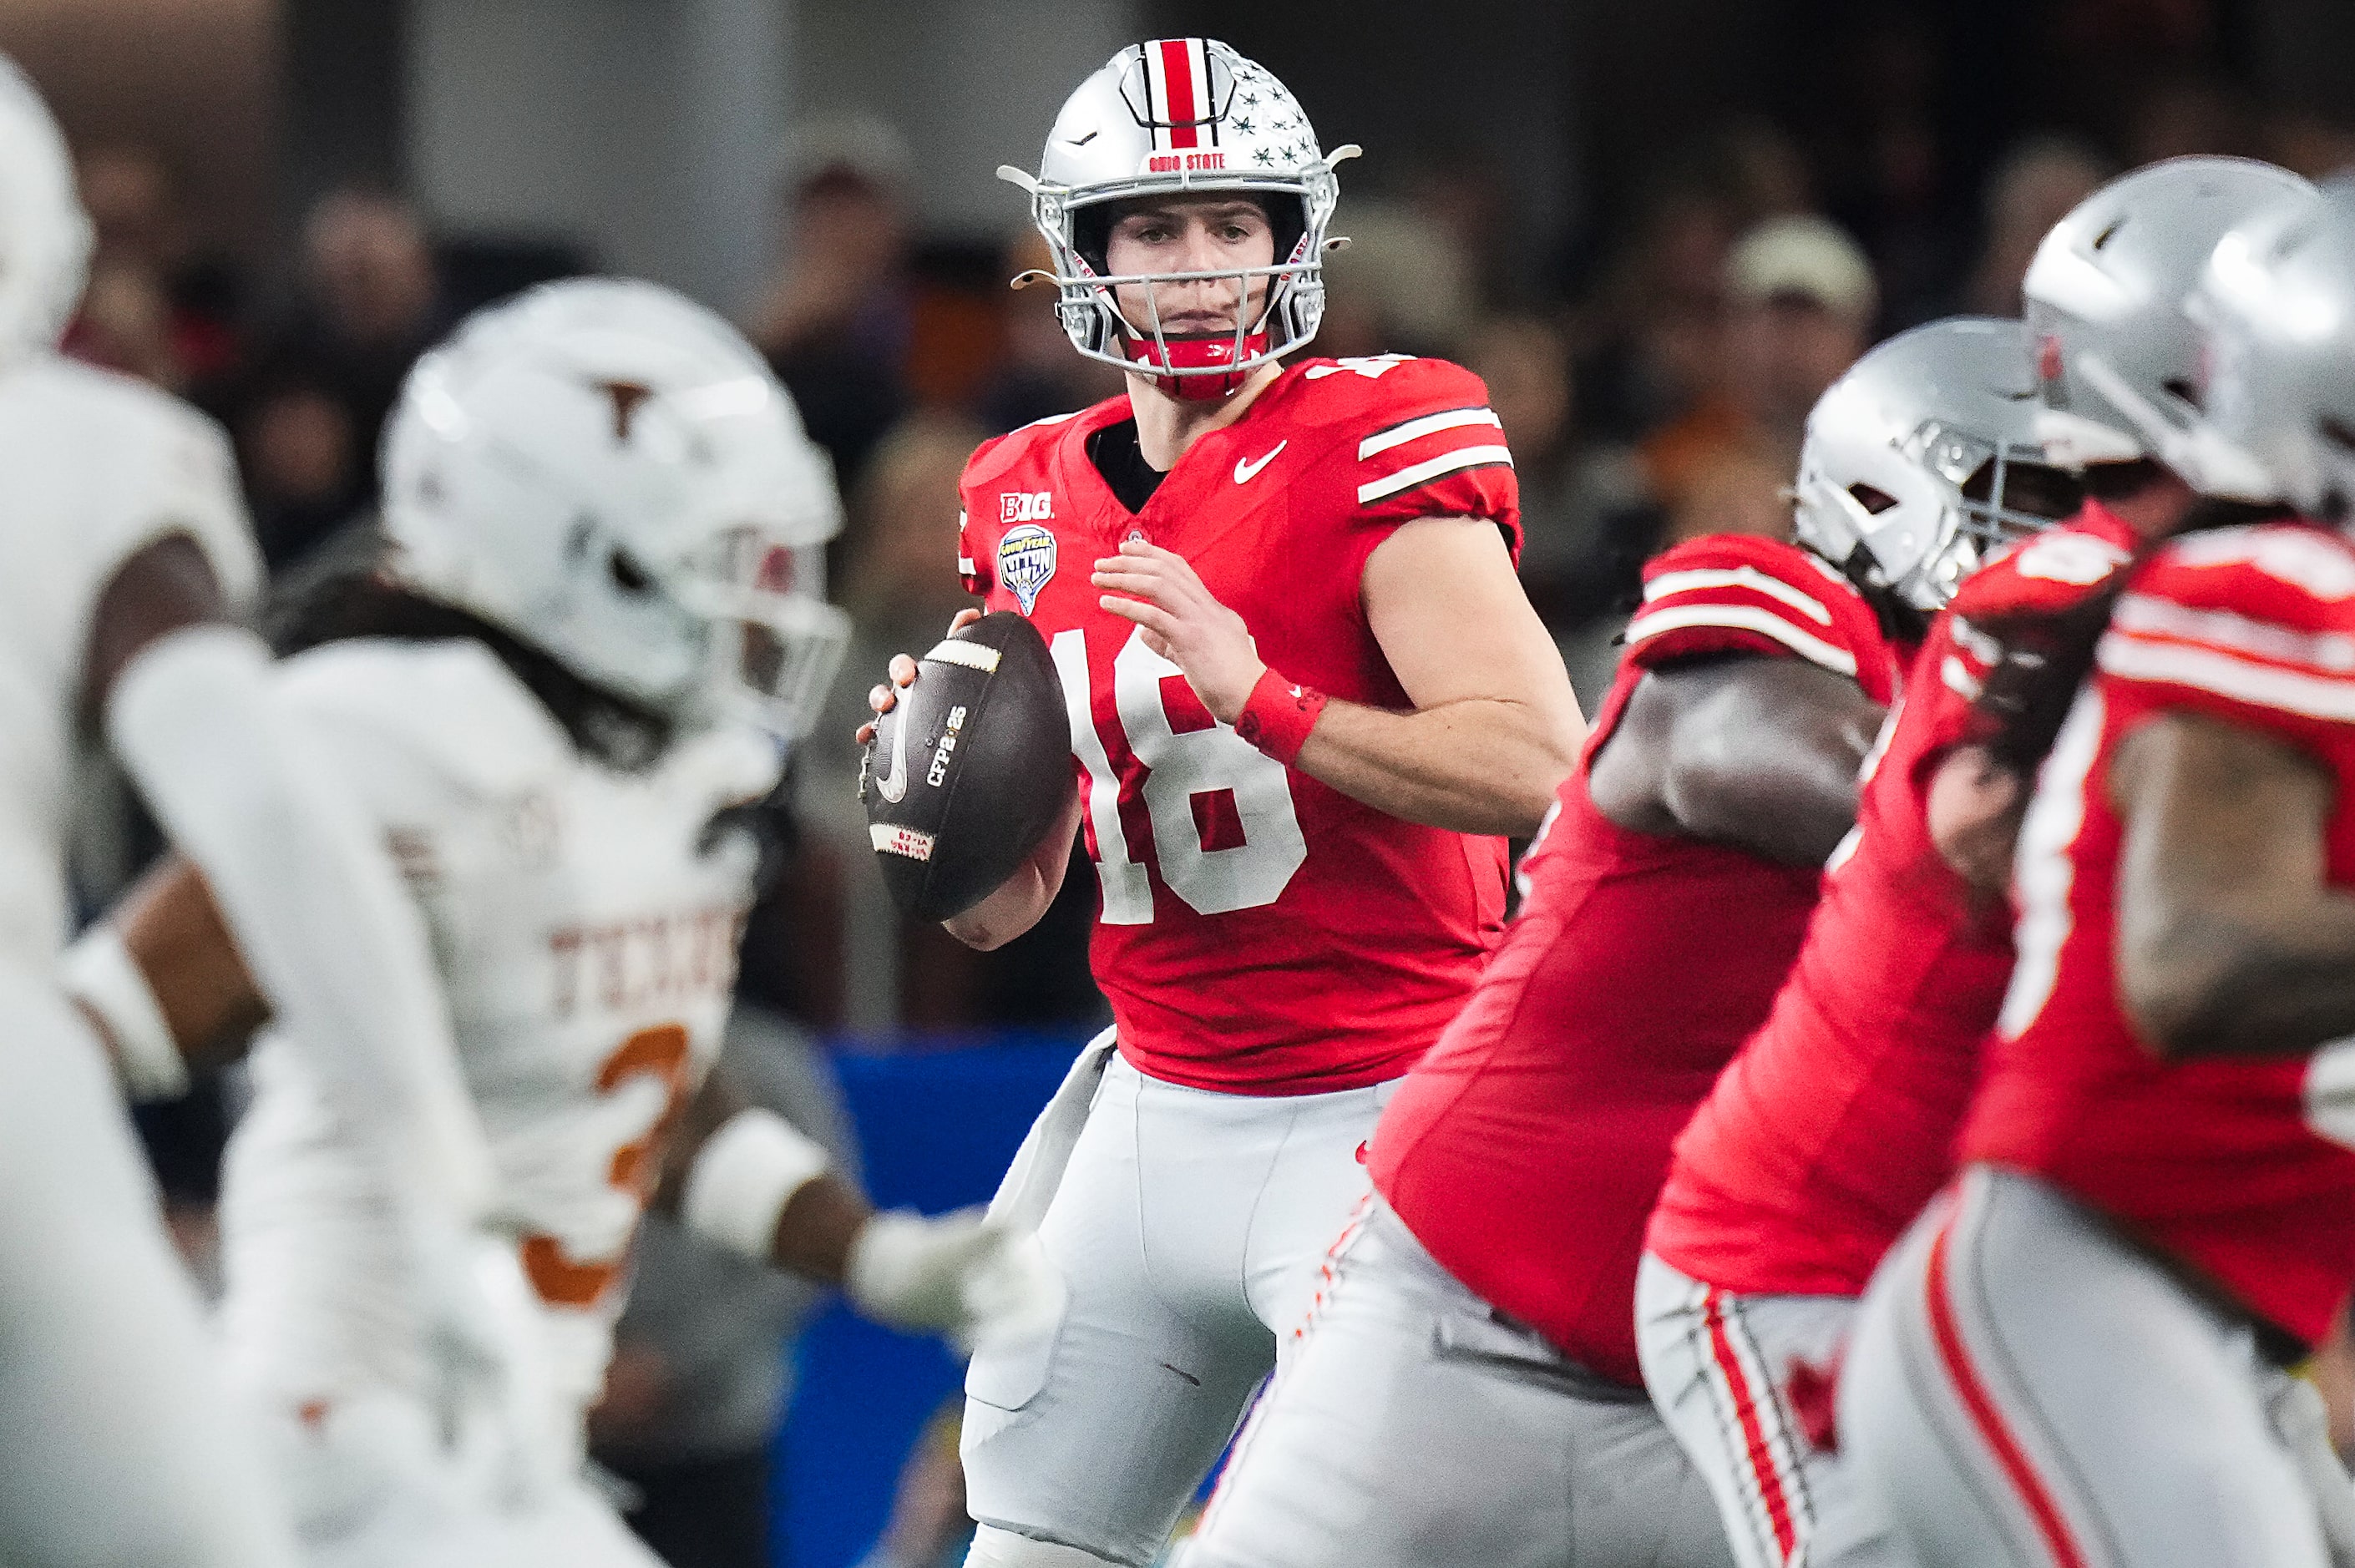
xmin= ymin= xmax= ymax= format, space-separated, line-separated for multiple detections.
xmin=65 ymin=279 xmax=1056 ymax=1567
xmin=0 ymin=56 xmax=529 ymax=1568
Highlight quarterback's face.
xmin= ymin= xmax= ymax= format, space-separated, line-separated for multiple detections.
xmin=1103 ymin=198 xmax=1276 ymax=340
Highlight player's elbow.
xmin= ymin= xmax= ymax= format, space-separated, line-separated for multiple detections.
xmin=1495 ymin=702 xmax=1582 ymax=834
xmin=945 ymin=910 xmax=1019 ymax=951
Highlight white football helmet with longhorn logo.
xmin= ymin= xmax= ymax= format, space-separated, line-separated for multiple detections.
xmin=380 ymin=279 xmax=849 ymax=748
xmin=1000 ymin=38 xmax=1358 ymax=399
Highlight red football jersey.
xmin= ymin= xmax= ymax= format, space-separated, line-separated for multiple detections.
xmin=1648 ymin=506 xmax=2140 ymax=1298
xmin=1967 ymin=520 xmax=2355 ymax=1349
xmin=956 ymin=355 xmax=1521 ymax=1095
xmin=1368 ymin=534 xmax=1902 ymax=1385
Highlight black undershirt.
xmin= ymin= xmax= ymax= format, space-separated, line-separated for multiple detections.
xmin=1087 ymin=418 xmax=1167 ymax=513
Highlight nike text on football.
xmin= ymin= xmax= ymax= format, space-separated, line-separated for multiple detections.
xmin=1001 ymin=490 xmax=1056 ymax=523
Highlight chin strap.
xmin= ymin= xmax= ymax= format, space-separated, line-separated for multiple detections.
xmin=1120 ymin=330 xmax=1268 ymax=400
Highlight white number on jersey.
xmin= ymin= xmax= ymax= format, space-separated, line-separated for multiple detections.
xmin=519 ymin=1022 xmax=692 ymax=1308
xmin=1052 ymin=626 xmax=1308 ymax=923
xmin=1995 ymin=690 xmax=2104 ymax=1041
xmin=1305 ymin=354 xmax=1412 ymax=381
xmin=2307 ymin=1037 xmax=2355 ymax=1152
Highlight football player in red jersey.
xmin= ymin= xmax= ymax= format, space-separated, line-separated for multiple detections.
xmin=1638 ymin=157 xmax=2314 ymax=1568
xmin=1176 ymin=319 xmax=2079 ymax=1568
xmin=857 ymin=38 xmax=1583 ymax=1568
xmin=1838 ymin=180 xmax=2355 ymax=1568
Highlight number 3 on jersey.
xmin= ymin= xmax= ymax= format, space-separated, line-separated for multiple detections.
xmin=1051 ymin=626 xmax=1307 ymax=923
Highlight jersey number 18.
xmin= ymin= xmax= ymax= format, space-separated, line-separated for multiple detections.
xmin=1052 ymin=625 xmax=1307 ymax=923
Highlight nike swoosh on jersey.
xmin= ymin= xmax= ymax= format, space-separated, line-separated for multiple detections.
xmin=874 ymin=700 xmax=914 ymax=803
xmin=1233 ymin=440 xmax=1288 ymax=484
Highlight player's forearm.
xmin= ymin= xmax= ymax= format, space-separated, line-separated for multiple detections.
xmin=1296 ymin=695 xmax=1577 ymax=836
xmin=945 ymin=785 xmax=1081 ymax=950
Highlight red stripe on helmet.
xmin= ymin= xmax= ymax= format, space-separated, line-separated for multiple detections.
xmin=1159 ymin=38 xmax=1200 ymax=148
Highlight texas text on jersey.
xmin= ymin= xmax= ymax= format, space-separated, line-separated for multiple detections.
xmin=220 ymin=640 xmax=768 ymax=1419
xmin=1367 ymin=533 xmax=1903 ymax=1386
xmin=1648 ymin=503 xmax=2140 ymax=1299
xmin=1971 ymin=520 xmax=2355 ymax=1352
xmin=958 ymin=352 xmax=1519 ymax=1095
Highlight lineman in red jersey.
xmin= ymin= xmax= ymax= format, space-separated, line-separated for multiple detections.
xmin=1641 ymin=158 xmax=2312 ymax=1568
xmin=859 ymin=40 xmax=1582 ymax=1568
xmin=1839 ymin=181 xmax=2355 ymax=1568
xmin=1174 ymin=330 xmax=2049 ymax=1568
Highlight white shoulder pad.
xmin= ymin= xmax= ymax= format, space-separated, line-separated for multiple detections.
xmin=9 ymin=357 xmax=263 ymax=611
xmin=273 ymin=640 xmax=574 ymax=802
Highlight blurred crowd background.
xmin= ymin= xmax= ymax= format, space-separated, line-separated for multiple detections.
xmin=13 ymin=0 xmax=2355 ymax=1564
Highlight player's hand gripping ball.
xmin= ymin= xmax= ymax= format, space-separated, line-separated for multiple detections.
xmin=860 ymin=611 xmax=1071 ymax=921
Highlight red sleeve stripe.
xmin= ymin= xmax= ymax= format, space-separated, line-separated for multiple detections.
xmin=1355 ymin=445 xmax=1513 ymax=505
xmin=1357 ymin=407 xmax=1501 ymax=459
xmin=1643 ymin=565 xmax=1833 ymax=625
xmin=2098 ymin=630 xmax=2355 ymax=721
xmin=1626 ymin=603 xmax=1861 ymax=677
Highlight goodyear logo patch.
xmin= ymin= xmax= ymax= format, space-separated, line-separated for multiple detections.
xmin=998 ymin=523 xmax=1058 ymax=615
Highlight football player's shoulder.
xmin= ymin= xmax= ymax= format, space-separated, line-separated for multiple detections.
xmin=2132 ymin=521 xmax=2355 ymax=631
xmin=1281 ymin=352 xmax=1492 ymax=435
xmin=0 ymin=356 xmax=232 ymax=482
xmin=1952 ymin=522 xmax=2136 ymax=621
xmin=960 ymin=401 xmax=1110 ymax=493
xmin=2097 ymin=522 xmax=2355 ymax=742
xmin=4 ymin=352 xmax=189 ymax=427
xmin=0 ymin=356 xmax=253 ymax=599
xmin=275 ymin=638 xmax=573 ymax=802
xmin=1625 ymin=534 xmax=1883 ymax=684
xmin=1283 ymin=354 xmax=1519 ymax=538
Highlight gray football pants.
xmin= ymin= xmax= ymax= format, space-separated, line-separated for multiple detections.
xmin=1176 ymin=1198 xmax=1736 ymax=1568
xmin=1841 ymin=1165 xmax=2342 ymax=1568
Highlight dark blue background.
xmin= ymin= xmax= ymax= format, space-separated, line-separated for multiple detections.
xmin=773 ymin=1036 xmax=1084 ymax=1568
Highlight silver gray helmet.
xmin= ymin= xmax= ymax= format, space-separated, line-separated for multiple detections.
xmin=1792 ymin=317 xmax=2083 ymax=609
xmin=997 ymin=38 xmax=1358 ymax=398
xmin=2023 ymin=155 xmax=2315 ymax=472
xmin=2188 ymin=176 xmax=2355 ymax=519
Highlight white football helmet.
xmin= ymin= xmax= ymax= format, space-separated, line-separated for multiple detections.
xmin=380 ymin=279 xmax=850 ymax=747
xmin=999 ymin=38 xmax=1358 ymax=399
xmin=2023 ymin=155 xmax=2315 ymax=473
xmin=1793 ymin=317 xmax=2083 ymax=609
xmin=0 ymin=56 xmax=93 ymax=366
xmin=2186 ymin=177 xmax=2355 ymax=519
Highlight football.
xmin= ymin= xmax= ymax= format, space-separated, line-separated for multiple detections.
xmin=861 ymin=612 xmax=1074 ymax=922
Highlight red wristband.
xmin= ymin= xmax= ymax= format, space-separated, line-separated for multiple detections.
xmin=1234 ymin=666 xmax=1328 ymax=766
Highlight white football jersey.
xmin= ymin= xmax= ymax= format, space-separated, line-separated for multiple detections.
xmin=219 ymin=638 xmax=777 ymax=1419
xmin=0 ymin=354 xmax=257 ymax=967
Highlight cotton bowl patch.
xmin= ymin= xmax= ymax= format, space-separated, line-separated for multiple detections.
xmin=998 ymin=524 xmax=1058 ymax=615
